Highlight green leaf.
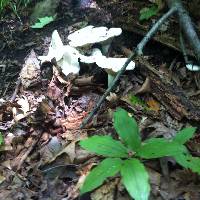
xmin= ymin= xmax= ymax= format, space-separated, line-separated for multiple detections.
xmin=79 ymin=135 xmax=128 ymax=158
xmin=121 ymin=158 xmax=150 ymax=200
xmin=139 ymin=5 xmax=159 ymax=21
xmin=129 ymin=94 xmax=147 ymax=108
xmin=173 ymin=127 xmax=196 ymax=144
xmin=81 ymin=158 xmax=123 ymax=194
xmin=137 ymin=138 xmax=187 ymax=159
xmin=0 ymin=133 xmax=3 ymax=146
xmin=31 ymin=16 xmax=55 ymax=29
xmin=114 ymin=108 xmax=141 ymax=151
xmin=174 ymin=153 xmax=200 ymax=175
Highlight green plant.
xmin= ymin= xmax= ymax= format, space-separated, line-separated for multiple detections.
xmin=0 ymin=0 xmax=9 ymax=14
xmin=0 ymin=0 xmax=31 ymax=18
xmin=31 ymin=15 xmax=56 ymax=29
xmin=79 ymin=108 xmax=200 ymax=200
xmin=0 ymin=132 xmax=3 ymax=146
xmin=139 ymin=5 xmax=159 ymax=21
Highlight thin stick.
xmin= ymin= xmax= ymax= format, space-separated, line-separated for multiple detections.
xmin=10 ymin=79 xmax=21 ymax=102
xmin=80 ymin=51 xmax=136 ymax=128
xmin=137 ymin=6 xmax=177 ymax=55
xmin=16 ymin=130 xmax=43 ymax=171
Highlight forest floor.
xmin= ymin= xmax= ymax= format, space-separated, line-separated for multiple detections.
xmin=0 ymin=1 xmax=200 ymax=199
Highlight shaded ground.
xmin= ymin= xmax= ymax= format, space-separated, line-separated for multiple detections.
xmin=0 ymin=0 xmax=200 ymax=200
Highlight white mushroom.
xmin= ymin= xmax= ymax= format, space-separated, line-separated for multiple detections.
xmin=57 ymin=45 xmax=81 ymax=76
xmin=79 ymin=48 xmax=103 ymax=64
xmin=95 ymin=56 xmax=135 ymax=87
xmin=38 ymin=27 xmax=135 ymax=82
xmin=39 ymin=30 xmax=65 ymax=63
xmin=38 ymin=30 xmax=81 ymax=76
xmin=67 ymin=25 xmax=122 ymax=54
xmin=96 ymin=57 xmax=135 ymax=72
xmin=186 ymin=63 xmax=200 ymax=71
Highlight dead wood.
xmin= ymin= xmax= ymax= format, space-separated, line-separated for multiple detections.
xmin=138 ymin=57 xmax=200 ymax=121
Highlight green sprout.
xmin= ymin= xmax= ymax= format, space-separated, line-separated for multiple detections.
xmin=79 ymin=108 xmax=199 ymax=200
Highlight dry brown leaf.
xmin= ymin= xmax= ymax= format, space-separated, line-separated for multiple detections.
xmin=20 ymin=50 xmax=41 ymax=88
xmin=91 ymin=178 xmax=119 ymax=200
xmin=147 ymin=98 xmax=160 ymax=112
xmin=135 ymin=77 xmax=151 ymax=95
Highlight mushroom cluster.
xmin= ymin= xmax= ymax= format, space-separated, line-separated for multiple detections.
xmin=39 ymin=25 xmax=135 ymax=86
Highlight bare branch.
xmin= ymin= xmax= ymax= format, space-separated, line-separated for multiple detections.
xmin=167 ymin=0 xmax=200 ymax=61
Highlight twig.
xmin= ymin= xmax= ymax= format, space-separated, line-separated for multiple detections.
xmin=179 ymin=32 xmax=200 ymax=71
xmin=10 ymin=79 xmax=21 ymax=102
xmin=2 ymin=82 xmax=11 ymax=97
xmin=179 ymin=32 xmax=189 ymax=63
xmin=167 ymin=0 xmax=200 ymax=62
xmin=80 ymin=7 xmax=176 ymax=128
xmin=137 ymin=6 xmax=177 ymax=55
xmin=16 ymin=129 xmax=43 ymax=171
xmin=80 ymin=51 xmax=137 ymax=128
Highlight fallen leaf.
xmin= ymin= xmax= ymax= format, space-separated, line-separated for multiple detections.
xmin=147 ymin=98 xmax=160 ymax=112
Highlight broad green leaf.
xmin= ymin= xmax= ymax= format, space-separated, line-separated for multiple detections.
xmin=0 ymin=133 xmax=3 ymax=146
xmin=79 ymin=135 xmax=128 ymax=158
xmin=137 ymin=138 xmax=187 ymax=159
xmin=173 ymin=127 xmax=196 ymax=144
xmin=121 ymin=158 xmax=150 ymax=200
xmin=139 ymin=5 xmax=159 ymax=21
xmin=114 ymin=108 xmax=141 ymax=151
xmin=174 ymin=154 xmax=200 ymax=175
xmin=31 ymin=16 xmax=55 ymax=29
xmin=81 ymin=158 xmax=123 ymax=194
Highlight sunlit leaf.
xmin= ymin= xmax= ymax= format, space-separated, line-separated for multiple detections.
xmin=114 ymin=108 xmax=141 ymax=151
xmin=81 ymin=158 xmax=123 ymax=194
xmin=31 ymin=15 xmax=55 ymax=29
xmin=80 ymin=135 xmax=128 ymax=158
xmin=121 ymin=158 xmax=150 ymax=200
xmin=137 ymin=138 xmax=187 ymax=159
xmin=174 ymin=153 xmax=200 ymax=175
xmin=173 ymin=127 xmax=196 ymax=144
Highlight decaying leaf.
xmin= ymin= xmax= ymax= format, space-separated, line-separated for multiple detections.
xmin=20 ymin=50 xmax=41 ymax=89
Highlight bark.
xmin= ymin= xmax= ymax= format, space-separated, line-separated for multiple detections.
xmin=138 ymin=57 xmax=200 ymax=121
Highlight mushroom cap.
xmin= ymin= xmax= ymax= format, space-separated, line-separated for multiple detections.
xmin=79 ymin=48 xmax=103 ymax=64
xmin=38 ymin=28 xmax=135 ymax=77
xmin=68 ymin=25 xmax=122 ymax=47
xmin=95 ymin=57 xmax=135 ymax=73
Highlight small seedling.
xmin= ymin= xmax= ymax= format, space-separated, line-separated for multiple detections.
xmin=80 ymin=108 xmax=200 ymax=200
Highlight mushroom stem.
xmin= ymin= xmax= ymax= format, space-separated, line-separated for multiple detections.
xmin=108 ymin=74 xmax=116 ymax=87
